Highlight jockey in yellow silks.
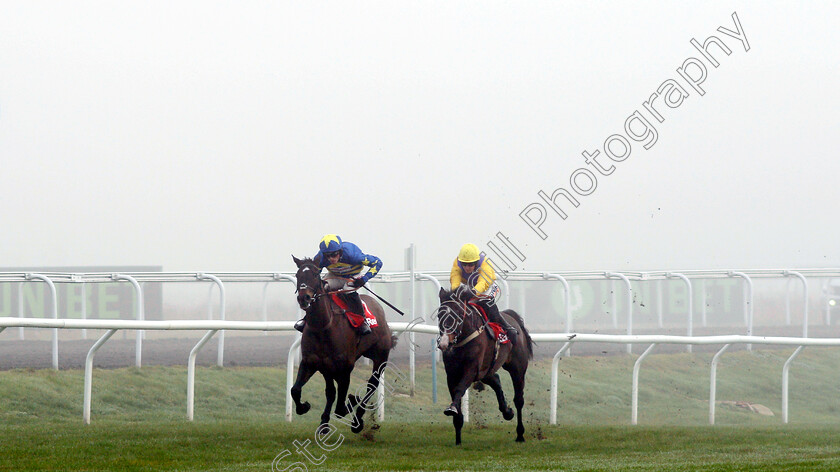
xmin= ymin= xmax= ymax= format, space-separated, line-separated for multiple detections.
xmin=450 ymin=243 xmax=518 ymax=344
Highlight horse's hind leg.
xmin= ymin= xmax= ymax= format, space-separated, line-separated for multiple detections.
xmin=483 ymin=373 xmax=514 ymax=421
xmin=348 ymin=355 xmax=388 ymax=434
xmin=321 ymin=375 xmax=336 ymax=427
xmin=507 ymin=365 xmax=527 ymax=442
xmin=333 ymin=370 xmax=351 ymax=418
xmin=291 ymin=361 xmax=316 ymax=415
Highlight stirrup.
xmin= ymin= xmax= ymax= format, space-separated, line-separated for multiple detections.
xmin=294 ymin=319 xmax=305 ymax=333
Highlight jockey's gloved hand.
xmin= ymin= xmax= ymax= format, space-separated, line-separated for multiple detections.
xmin=350 ymin=277 xmax=366 ymax=288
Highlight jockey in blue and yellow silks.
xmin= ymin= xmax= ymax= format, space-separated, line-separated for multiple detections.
xmin=450 ymin=243 xmax=518 ymax=345
xmin=294 ymin=234 xmax=383 ymax=335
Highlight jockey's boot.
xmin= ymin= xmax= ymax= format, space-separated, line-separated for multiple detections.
xmin=483 ymin=300 xmax=518 ymax=346
xmin=345 ymin=291 xmax=371 ymax=336
xmin=294 ymin=319 xmax=305 ymax=333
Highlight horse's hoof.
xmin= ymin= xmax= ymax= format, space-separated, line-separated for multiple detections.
xmin=503 ymin=408 xmax=514 ymax=421
xmin=334 ymin=404 xmax=349 ymax=418
xmin=351 ymin=417 xmax=364 ymax=434
xmin=296 ymin=402 xmax=311 ymax=415
xmin=443 ymin=405 xmax=458 ymax=417
xmin=516 ymin=436 xmax=525 ymax=443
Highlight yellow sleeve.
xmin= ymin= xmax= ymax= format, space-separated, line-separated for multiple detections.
xmin=473 ymin=258 xmax=496 ymax=294
xmin=450 ymin=258 xmax=463 ymax=290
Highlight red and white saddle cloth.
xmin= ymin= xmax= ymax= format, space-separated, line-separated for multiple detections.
xmin=330 ymin=293 xmax=379 ymax=329
xmin=467 ymin=301 xmax=510 ymax=344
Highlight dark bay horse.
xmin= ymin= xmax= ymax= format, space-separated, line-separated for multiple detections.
xmin=291 ymin=256 xmax=397 ymax=433
xmin=435 ymin=287 xmax=533 ymax=445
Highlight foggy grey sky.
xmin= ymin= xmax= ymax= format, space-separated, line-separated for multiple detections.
xmin=0 ymin=1 xmax=837 ymax=273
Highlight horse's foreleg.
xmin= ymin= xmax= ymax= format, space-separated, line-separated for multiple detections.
xmin=444 ymin=371 xmax=476 ymax=417
xmin=483 ymin=373 xmax=514 ymax=421
xmin=321 ymin=376 xmax=336 ymax=426
xmin=453 ymin=407 xmax=464 ymax=446
xmin=291 ymin=361 xmax=316 ymax=416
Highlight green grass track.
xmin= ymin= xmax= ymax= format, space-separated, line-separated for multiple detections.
xmin=3 ymin=348 xmax=840 ymax=470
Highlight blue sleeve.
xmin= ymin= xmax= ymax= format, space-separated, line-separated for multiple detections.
xmin=360 ymin=254 xmax=382 ymax=282
xmin=342 ymin=243 xmax=382 ymax=282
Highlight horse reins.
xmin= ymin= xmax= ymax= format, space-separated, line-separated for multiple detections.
xmin=297 ymin=267 xmax=405 ymax=316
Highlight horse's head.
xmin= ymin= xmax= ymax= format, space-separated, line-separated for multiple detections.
xmin=293 ymin=255 xmax=324 ymax=310
xmin=434 ymin=287 xmax=474 ymax=352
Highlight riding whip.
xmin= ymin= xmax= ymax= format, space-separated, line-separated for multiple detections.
xmin=361 ymin=286 xmax=405 ymax=316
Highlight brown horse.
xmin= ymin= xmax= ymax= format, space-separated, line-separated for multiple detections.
xmin=291 ymin=256 xmax=397 ymax=432
xmin=435 ymin=287 xmax=533 ymax=445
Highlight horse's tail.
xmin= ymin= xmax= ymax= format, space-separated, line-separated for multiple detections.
xmin=391 ymin=334 xmax=399 ymax=349
xmin=504 ymin=309 xmax=534 ymax=360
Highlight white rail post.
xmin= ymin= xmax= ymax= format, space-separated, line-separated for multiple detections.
xmin=18 ymin=282 xmax=24 ymax=341
xmin=261 ymin=282 xmax=269 ymax=335
xmin=25 ymin=274 xmax=59 ymax=369
xmin=542 ymin=274 xmax=571 ymax=332
xmin=415 ymin=272 xmax=441 ymax=401
xmin=785 ymin=277 xmax=793 ymax=325
xmin=285 ymin=336 xmax=303 ymax=422
xmin=550 ymin=342 xmax=573 ymax=424
xmin=656 ymin=279 xmax=664 ymax=328
xmin=667 ymin=273 xmax=693 ymax=353
xmin=518 ymin=281 xmax=526 ymax=315
xmin=377 ymin=369 xmax=385 ymax=422
xmin=496 ymin=277 xmax=511 ymax=310
xmin=607 ymin=273 xmax=633 ymax=353
xmin=84 ymin=328 xmax=118 ymax=424
xmin=80 ymin=282 xmax=87 ymax=340
xmin=112 ymin=274 xmax=144 ymax=368
xmin=197 ymin=273 xmax=225 ymax=367
xmin=543 ymin=273 xmax=571 ymax=355
xmin=729 ymin=272 xmax=753 ymax=351
xmin=463 ymin=389 xmax=469 ymax=423
xmin=407 ymin=244 xmax=416 ymax=397
xmin=631 ymin=343 xmax=657 ymax=425
xmin=784 ymin=271 xmax=809 ymax=338
xmin=782 ymin=346 xmax=805 ymax=424
xmin=709 ymin=344 xmax=731 ymax=425
xmin=273 ymin=273 xmax=303 ymax=363
xmin=187 ymin=329 xmax=219 ymax=421
xmin=700 ymin=279 xmax=708 ymax=327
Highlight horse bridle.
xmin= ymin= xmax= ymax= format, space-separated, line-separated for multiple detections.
xmin=439 ymin=298 xmax=484 ymax=348
xmin=296 ymin=263 xmax=356 ymax=311
xmin=296 ymin=263 xmax=329 ymax=311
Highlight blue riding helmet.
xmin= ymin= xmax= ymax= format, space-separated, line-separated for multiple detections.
xmin=319 ymin=234 xmax=343 ymax=255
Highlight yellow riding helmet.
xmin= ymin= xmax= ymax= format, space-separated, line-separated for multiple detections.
xmin=457 ymin=243 xmax=481 ymax=263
